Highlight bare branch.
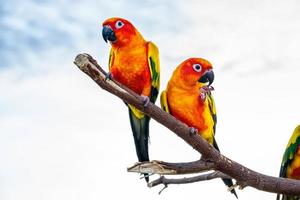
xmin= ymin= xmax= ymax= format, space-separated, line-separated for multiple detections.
xmin=74 ymin=53 xmax=300 ymax=196
xmin=148 ymin=171 xmax=232 ymax=188
xmin=127 ymin=160 xmax=215 ymax=175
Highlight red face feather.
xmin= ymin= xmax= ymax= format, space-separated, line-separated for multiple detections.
xmin=102 ymin=17 xmax=138 ymax=47
xmin=179 ymin=58 xmax=213 ymax=86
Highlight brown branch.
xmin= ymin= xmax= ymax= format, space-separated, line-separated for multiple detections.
xmin=128 ymin=160 xmax=235 ymax=191
xmin=127 ymin=160 xmax=215 ymax=175
xmin=147 ymin=171 xmax=232 ymax=195
xmin=74 ymin=53 xmax=300 ymax=196
xmin=148 ymin=171 xmax=232 ymax=187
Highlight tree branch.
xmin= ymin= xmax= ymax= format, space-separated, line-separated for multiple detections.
xmin=127 ymin=160 xmax=215 ymax=175
xmin=74 ymin=53 xmax=300 ymax=196
xmin=148 ymin=171 xmax=232 ymax=187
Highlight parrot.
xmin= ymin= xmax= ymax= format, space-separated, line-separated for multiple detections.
xmin=277 ymin=125 xmax=300 ymax=200
xmin=101 ymin=17 xmax=160 ymax=182
xmin=160 ymin=58 xmax=237 ymax=198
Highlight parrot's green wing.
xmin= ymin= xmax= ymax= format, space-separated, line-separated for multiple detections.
xmin=147 ymin=42 xmax=160 ymax=103
xmin=277 ymin=125 xmax=300 ymax=200
xmin=160 ymin=90 xmax=170 ymax=114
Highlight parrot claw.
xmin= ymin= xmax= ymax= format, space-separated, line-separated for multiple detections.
xmin=141 ymin=95 xmax=150 ymax=107
xmin=199 ymin=85 xmax=214 ymax=101
xmin=189 ymin=127 xmax=198 ymax=136
xmin=105 ymin=72 xmax=112 ymax=81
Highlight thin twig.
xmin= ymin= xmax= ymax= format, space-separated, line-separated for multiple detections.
xmin=148 ymin=171 xmax=231 ymax=187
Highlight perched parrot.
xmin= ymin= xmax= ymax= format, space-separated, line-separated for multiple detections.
xmin=101 ymin=17 xmax=160 ymax=182
xmin=160 ymin=58 xmax=237 ymax=198
xmin=277 ymin=125 xmax=300 ymax=200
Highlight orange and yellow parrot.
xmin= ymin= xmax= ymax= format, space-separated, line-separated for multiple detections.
xmin=102 ymin=17 xmax=159 ymax=181
xmin=160 ymin=58 xmax=237 ymax=198
xmin=277 ymin=125 xmax=300 ymax=200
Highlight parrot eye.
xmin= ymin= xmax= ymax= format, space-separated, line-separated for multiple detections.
xmin=115 ymin=20 xmax=124 ymax=29
xmin=192 ymin=64 xmax=202 ymax=72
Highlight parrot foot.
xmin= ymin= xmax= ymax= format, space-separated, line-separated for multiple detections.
xmin=104 ymin=72 xmax=112 ymax=81
xmin=189 ymin=127 xmax=198 ymax=136
xmin=237 ymin=182 xmax=245 ymax=190
xmin=199 ymin=85 xmax=214 ymax=101
xmin=141 ymin=95 xmax=150 ymax=107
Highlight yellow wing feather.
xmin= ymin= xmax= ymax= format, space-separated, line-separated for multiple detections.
xmin=207 ymin=94 xmax=216 ymax=116
xmin=160 ymin=90 xmax=170 ymax=114
xmin=108 ymin=48 xmax=114 ymax=72
xmin=286 ymin=125 xmax=300 ymax=149
xmin=207 ymin=94 xmax=217 ymax=136
xmin=147 ymin=42 xmax=160 ymax=95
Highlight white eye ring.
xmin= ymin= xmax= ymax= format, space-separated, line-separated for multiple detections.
xmin=192 ymin=64 xmax=202 ymax=72
xmin=115 ymin=20 xmax=124 ymax=29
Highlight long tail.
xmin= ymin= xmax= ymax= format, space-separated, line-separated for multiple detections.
xmin=128 ymin=108 xmax=150 ymax=182
xmin=276 ymin=193 xmax=281 ymax=200
xmin=213 ymin=138 xmax=238 ymax=199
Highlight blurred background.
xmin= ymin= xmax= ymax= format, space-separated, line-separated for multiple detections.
xmin=1 ymin=0 xmax=300 ymax=199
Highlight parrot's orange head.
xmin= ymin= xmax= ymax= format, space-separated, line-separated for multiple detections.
xmin=177 ymin=58 xmax=214 ymax=87
xmin=102 ymin=17 xmax=142 ymax=47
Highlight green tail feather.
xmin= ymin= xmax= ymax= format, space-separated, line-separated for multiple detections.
xmin=128 ymin=108 xmax=150 ymax=182
xmin=213 ymin=138 xmax=238 ymax=199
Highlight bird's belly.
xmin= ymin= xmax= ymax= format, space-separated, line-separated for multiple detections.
xmin=111 ymin=63 xmax=150 ymax=95
xmin=169 ymin=95 xmax=214 ymax=143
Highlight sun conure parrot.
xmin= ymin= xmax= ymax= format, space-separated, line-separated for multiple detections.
xmin=101 ymin=17 xmax=160 ymax=182
xmin=277 ymin=125 xmax=300 ymax=200
xmin=160 ymin=58 xmax=237 ymax=198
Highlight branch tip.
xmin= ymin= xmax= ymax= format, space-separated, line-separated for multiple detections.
xmin=158 ymin=184 xmax=168 ymax=195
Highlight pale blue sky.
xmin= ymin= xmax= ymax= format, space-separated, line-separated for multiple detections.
xmin=1 ymin=1 xmax=300 ymax=200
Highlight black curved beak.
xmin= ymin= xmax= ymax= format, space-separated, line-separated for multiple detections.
xmin=198 ymin=70 xmax=214 ymax=86
xmin=102 ymin=25 xmax=116 ymax=43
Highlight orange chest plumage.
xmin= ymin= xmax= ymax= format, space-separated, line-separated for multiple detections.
xmin=167 ymin=88 xmax=207 ymax=132
xmin=110 ymin=46 xmax=151 ymax=95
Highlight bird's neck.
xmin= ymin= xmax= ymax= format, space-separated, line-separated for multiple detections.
xmin=112 ymin=31 xmax=146 ymax=50
xmin=167 ymin=78 xmax=199 ymax=96
xmin=168 ymin=70 xmax=200 ymax=92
